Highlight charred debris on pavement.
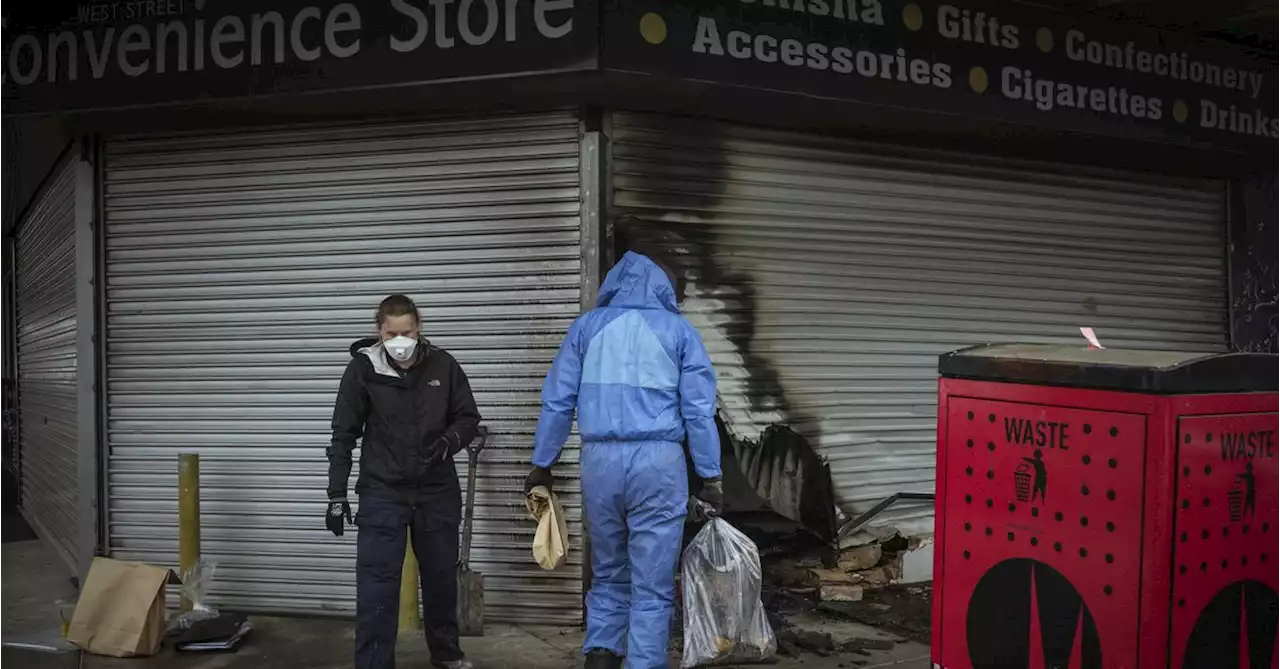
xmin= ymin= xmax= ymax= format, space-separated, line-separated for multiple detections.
xmin=755 ymin=531 xmax=933 ymax=661
xmin=676 ymin=488 xmax=933 ymax=661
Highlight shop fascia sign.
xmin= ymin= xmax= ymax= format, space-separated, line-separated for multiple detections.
xmin=604 ymin=0 xmax=1279 ymax=149
xmin=2 ymin=0 xmax=588 ymax=112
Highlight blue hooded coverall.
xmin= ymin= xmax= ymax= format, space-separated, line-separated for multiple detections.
xmin=532 ymin=252 xmax=721 ymax=669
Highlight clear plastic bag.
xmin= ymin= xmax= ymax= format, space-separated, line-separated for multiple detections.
xmin=166 ymin=558 xmax=220 ymax=634
xmin=680 ymin=517 xmax=777 ymax=667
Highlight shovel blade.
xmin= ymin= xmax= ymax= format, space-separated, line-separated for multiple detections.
xmin=457 ymin=567 xmax=485 ymax=637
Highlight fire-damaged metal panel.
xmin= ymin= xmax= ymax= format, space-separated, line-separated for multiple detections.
xmin=607 ymin=112 xmax=1228 ymax=534
xmin=102 ymin=112 xmax=585 ymax=623
xmin=721 ymin=421 xmax=839 ymax=541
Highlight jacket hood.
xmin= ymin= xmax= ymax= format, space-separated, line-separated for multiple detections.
xmin=595 ymin=252 xmax=678 ymax=313
xmin=350 ymin=336 xmax=430 ymax=378
xmin=350 ymin=338 xmax=379 ymax=358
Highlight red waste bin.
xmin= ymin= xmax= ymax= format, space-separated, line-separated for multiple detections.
xmin=930 ymin=344 xmax=1277 ymax=669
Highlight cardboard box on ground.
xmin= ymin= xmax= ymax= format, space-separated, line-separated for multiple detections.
xmin=67 ymin=558 xmax=180 ymax=657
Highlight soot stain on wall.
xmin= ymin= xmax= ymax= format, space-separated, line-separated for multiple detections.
xmin=609 ymin=118 xmax=836 ymax=539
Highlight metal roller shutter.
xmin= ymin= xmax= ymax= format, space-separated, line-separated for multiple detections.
xmin=103 ymin=113 xmax=584 ymax=622
xmin=609 ymin=112 xmax=1227 ymax=534
xmin=16 ymin=156 xmax=80 ymax=571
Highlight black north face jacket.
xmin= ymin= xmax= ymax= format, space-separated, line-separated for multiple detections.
xmin=327 ymin=338 xmax=481 ymax=501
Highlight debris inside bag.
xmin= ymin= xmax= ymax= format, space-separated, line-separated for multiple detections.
xmin=680 ymin=518 xmax=777 ymax=667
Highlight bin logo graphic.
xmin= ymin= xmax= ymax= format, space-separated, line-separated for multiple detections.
xmin=1014 ymin=464 xmax=1032 ymax=502
xmin=1180 ymin=579 xmax=1278 ymax=669
xmin=967 ymin=558 xmax=1102 ymax=668
xmin=1015 ymin=449 xmax=1048 ymax=504
xmin=1229 ymin=462 xmax=1257 ymax=522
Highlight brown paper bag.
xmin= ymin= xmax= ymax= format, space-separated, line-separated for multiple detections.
xmin=525 ymin=485 xmax=570 ymax=570
xmin=67 ymin=557 xmax=178 ymax=657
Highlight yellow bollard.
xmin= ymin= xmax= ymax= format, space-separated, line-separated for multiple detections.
xmin=399 ymin=532 xmax=420 ymax=631
xmin=178 ymin=453 xmax=201 ymax=611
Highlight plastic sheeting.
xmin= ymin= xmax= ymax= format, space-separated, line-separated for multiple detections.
xmin=680 ymin=518 xmax=776 ymax=667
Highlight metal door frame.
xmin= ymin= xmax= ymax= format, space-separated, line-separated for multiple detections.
xmin=3 ymin=234 xmax=20 ymax=490
xmin=71 ymin=139 xmax=102 ymax=578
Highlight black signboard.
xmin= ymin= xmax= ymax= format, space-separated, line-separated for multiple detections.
xmin=6 ymin=0 xmax=1277 ymax=158
xmin=3 ymin=0 xmax=597 ymax=113
xmin=601 ymin=0 xmax=1278 ymax=154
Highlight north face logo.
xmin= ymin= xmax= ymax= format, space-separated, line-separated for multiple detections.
xmin=429 ymin=379 xmax=441 ymax=387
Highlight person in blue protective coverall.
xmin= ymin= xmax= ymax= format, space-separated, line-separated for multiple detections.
xmin=524 ymin=252 xmax=724 ymax=669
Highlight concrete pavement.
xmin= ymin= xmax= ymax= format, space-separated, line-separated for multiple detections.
xmin=3 ymin=539 xmax=930 ymax=669
xmin=83 ymin=617 xmax=929 ymax=669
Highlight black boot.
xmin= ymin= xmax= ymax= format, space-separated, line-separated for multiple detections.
xmin=584 ymin=648 xmax=623 ymax=669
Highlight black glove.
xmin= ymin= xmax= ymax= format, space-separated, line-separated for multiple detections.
xmin=696 ymin=477 xmax=724 ymax=517
xmin=423 ymin=435 xmax=459 ymax=467
xmin=524 ymin=466 xmax=554 ymax=495
xmin=326 ymin=499 xmax=352 ymax=536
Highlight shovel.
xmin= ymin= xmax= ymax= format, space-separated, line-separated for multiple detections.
xmin=457 ymin=426 xmax=487 ymax=637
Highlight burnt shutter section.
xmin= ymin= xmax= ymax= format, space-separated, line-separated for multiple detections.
xmin=103 ymin=113 xmax=584 ymax=622
xmin=609 ymin=112 xmax=1227 ymax=534
xmin=15 ymin=156 xmax=81 ymax=571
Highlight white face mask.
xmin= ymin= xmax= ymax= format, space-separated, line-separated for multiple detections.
xmin=383 ymin=335 xmax=418 ymax=362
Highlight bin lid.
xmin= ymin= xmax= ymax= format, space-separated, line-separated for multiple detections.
xmin=938 ymin=344 xmax=1278 ymax=394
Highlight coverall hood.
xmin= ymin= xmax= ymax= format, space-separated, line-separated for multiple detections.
xmin=595 ymin=252 xmax=678 ymax=313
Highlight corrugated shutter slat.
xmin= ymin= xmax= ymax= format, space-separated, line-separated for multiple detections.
xmin=104 ymin=113 xmax=584 ymax=623
xmin=16 ymin=157 xmax=80 ymax=572
xmin=610 ymin=113 xmax=1227 ymax=534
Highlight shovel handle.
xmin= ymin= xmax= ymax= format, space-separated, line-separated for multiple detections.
xmin=459 ymin=427 xmax=487 ymax=567
xmin=466 ymin=426 xmax=488 ymax=458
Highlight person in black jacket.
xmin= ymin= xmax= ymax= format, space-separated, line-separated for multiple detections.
xmin=327 ymin=294 xmax=481 ymax=669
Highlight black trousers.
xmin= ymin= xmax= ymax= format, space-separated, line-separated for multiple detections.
xmin=355 ymin=490 xmax=463 ymax=669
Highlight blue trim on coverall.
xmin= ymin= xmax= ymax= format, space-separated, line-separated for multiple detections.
xmin=530 ymin=252 xmax=721 ymax=668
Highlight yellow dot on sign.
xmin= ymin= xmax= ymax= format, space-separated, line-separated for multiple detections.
xmin=969 ymin=66 xmax=989 ymax=94
xmin=902 ymin=3 xmax=924 ymax=31
xmin=639 ymin=13 xmax=667 ymax=46
xmin=1173 ymin=100 xmax=1188 ymax=123
xmin=1036 ymin=28 xmax=1054 ymax=53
